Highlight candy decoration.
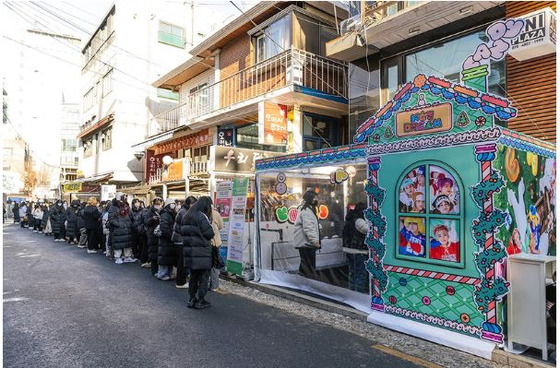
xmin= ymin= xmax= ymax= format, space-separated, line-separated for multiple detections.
xmin=330 ymin=168 xmax=349 ymax=184
xmin=275 ymin=207 xmax=288 ymax=223
xmin=287 ymin=206 xmax=298 ymax=224
xmin=422 ymin=296 xmax=431 ymax=306
xmin=461 ymin=313 xmax=470 ymax=324
xmin=389 ymin=295 xmax=397 ymax=305
xmin=474 ymin=116 xmax=486 ymax=128
xmin=456 ymin=111 xmax=471 ymax=127
xmin=399 ymin=277 xmax=407 ymax=287
xmin=505 ymin=147 xmax=520 ymax=183
xmin=318 ymin=205 xmax=329 ymax=220
xmin=276 ymin=182 xmax=287 ymax=195
xmin=446 ymin=286 xmax=456 ymax=296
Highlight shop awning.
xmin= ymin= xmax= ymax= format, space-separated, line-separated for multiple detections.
xmin=131 ymin=126 xmax=189 ymax=153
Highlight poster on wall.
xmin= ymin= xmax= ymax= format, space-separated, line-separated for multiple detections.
xmin=215 ymin=181 xmax=233 ymax=248
xmin=258 ymin=101 xmax=288 ymax=145
xmin=101 ymin=185 xmax=116 ymax=201
xmin=226 ymin=177 xmax=249 ymax=276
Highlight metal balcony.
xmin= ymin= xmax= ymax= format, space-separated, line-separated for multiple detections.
xmin=148 ymin=48 xmax=348 ymax=136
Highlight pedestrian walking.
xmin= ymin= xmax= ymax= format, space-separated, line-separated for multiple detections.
xmin=294 ymin=190 xmax=321 ymax=279
xmin=65 ymin=200 xmax=81 ymax=245
xmin=12 ymin=202 xmax=20 ymax=223
xmin=179 ymin=196 xmax=215 ymax=309
xmin=50 ymin=200 xmax=67 ymax=242
xmin=209 ymin=205 xmax=225 ymax=292
xmin=83 ymin=197 xmax=101 ymax=254
xmin=174 ymin=196 xmax=197 ymax=289
xmin=108 ymin=193 xmax=135 ymax=264
xmin=157 ymin=198 xmax=177 ymax=281
xmin=144 ymin=197 xmax=163 ymax=276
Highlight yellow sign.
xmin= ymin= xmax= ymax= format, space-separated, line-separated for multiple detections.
xmin=162 ymin=160 xmax=185 ymax=182
xmin=63 ymin=183 xmax=82 ymax=192
xmin=396 ymin=102 xmax=452 ymax=137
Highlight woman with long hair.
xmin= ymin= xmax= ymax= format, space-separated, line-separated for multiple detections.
xmin=174 ymin=196 xmax=197 ymax=289
xmin=83 ymin=197 xmax=101 ymax=254
xmin=179 ymin=196 xmax=215 ymax=309
xmin=294 ymin=190 xmax=321 ymax=279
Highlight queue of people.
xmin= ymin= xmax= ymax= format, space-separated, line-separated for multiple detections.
xmin=7 ymin=193 xmax=225 ymax=310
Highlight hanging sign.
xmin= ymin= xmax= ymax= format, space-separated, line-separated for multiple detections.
xmin=161 ymin=159 xmax=187 ymax=182
xmin=226 ymin=177 xmax=249 ymax=276
xmin=217 ymin=127 xmax=235 ymax=146
xmin=258 ymin=102 xmax=288 ymax=145
xmin=62 ymin=182 xmax=82 ymax=193
xmin=214 ymin=146 xmax=282 ymax=173
xmin=510 ymin=8 xmax=556 ymax=61
xmin=145 ymin=150 xmax=164 ymax=183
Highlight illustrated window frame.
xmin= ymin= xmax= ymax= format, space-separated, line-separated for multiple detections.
xmin=395 ymin=160 xmax=465 ymax=269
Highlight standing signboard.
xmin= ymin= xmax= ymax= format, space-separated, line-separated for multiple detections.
xmin=226 ymin=177 xmax=249 ymax=276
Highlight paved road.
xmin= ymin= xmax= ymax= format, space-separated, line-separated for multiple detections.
xmin=3 ymin=223 xmax=423 ymax=368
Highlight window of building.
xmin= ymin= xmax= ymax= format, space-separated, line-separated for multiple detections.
xmin=254 ymin=14 xmax=291 ymax=63
xmin=189 ymin=83 xmax=208 ymax=112
xmin=61 ymin=139 xmax=78 ymax=152
xmin=381 ymin=28 xmax=506 ymax=105
xmin=83 ymin=87 xmax=94 ymax=111
xmin=102 ymin=69 xmax=113 ymax=97
xmin=83 ymin=140 xmax=93 ymax=158
xmin=158 ymin=21 xmax=185 ymax=48
xmin=302 ymin=114 xmax=340 ymax=151
xmin=101 ymin=128 xmax=112 ymax=151
xmin=157 ymin=88 xmax=179 ymax=101
xmin=396 ymin=162 xmax=463 ymax=268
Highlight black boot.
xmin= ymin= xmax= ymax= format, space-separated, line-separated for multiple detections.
xmin=195 ymin=298 xmax=211 ymax=309
xmin=187 ymin=298 xmax=197 ymax=308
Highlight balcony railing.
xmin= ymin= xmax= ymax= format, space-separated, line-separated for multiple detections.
xmin=149 ymin=48 xmax=348 ymax=137
xmin=148 ymin=159 xmax=208 ymax=185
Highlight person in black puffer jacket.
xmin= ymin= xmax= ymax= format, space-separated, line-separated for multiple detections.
xmin=157 ymin=198 xmax=178 ymax=281
xmin=41 ymin=203 xmax=50 ymax=235
xmin=180 ymin=196 xmax=214 ymax=309
xmin=130 ymin=198 xmax=144 ymax=261
xmin=50 ymin=200 xmax=67 ymax=241
xmin=174 ymin=196 xmax=197 ymax=288
xmin=65 ymin=200 xmax=81 ymax=245
xmin=144 ymin=197 xmax=163 ymax=276
xmin=83 ymin=197 xmax=101 ymax=254
xmin=108 ymin=193 xmax=135 ymax=264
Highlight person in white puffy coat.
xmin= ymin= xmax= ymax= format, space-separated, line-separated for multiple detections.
xmin=293 ymin=190 xmax=321 ymax=279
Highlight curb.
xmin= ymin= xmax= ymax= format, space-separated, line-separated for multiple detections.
xmin=224 ymin=275 xmax=554 ymax=368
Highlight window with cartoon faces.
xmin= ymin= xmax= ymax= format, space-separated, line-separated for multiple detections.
xmin=397 ymin=163 xmax=462 ymax=266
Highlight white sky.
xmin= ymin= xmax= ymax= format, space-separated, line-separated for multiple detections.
xmin=2 ymin=0 xmax=255 ymax=167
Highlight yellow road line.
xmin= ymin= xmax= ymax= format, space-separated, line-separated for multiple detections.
xmin=372 ymin=344 xmax=443 ymax=368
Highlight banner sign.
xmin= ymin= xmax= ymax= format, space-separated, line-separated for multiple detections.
xmin=396 ymin=103 xmax=452 ymax=137
xmin=161 ymin=159 xmax=187 ymax=182
xmin=145 ymin=150 xmax=164 ymax=183
xmin=215 ymin=181 xmax=233 ymax=219
xmin=214 ymin=146 xmax=282 ymax=174
xmin=62 ymin=182 xmax=82 ymax=193
xmin=101 ymin=185 xmax=116 ymax=201
xmin=226 ymin=177 xmax=249 ymax=276
xmin=258 ymin=102 xmax=288 ymax=145
xmin=218 ymin=127 xmax=235 ymax=146
xmin=510 ymin=8 xmax=556 ymax=61
xmin=153 ymin=129 xmax=210 ymax=155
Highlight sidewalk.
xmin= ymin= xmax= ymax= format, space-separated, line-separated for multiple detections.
xmin=220 ymin=275 xmax=555 ymax=368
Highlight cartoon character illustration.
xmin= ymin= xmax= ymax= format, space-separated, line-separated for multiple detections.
xmin=431 ymin=195 xmax=454 ymax=215
xmin=507 ymin=228 xmax=523 ymax=255
xmin=411 ymin=192 xmax=425 ymax=213
xmin=507 ymin=178 xmax=527 ymax=253
xmin=399 ymin=218 xmax=426 ymax=257
xmin=528 ymin=205 xmax=541 ymax=254
xmin=429 ymin=223 xmax=460 ymax=262
xmin=415 ymin=166 xmax=426 ymax=194
xmin=399 ymin=178 xmax=415 ymax=212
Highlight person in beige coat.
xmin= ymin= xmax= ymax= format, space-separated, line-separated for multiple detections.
xmin=209 ymin=206 xmax=224 ymax=291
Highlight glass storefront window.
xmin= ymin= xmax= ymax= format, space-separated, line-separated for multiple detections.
xmin=257 ymin=163 xmax=370 ymax=295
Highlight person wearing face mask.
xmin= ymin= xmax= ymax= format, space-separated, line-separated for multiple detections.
xmin=65 ymin=200 xmax=81 ymax=245
xmin=174 ymin=196 xmax=197 ymax=289
xmin=130 ymin=198 xmax=144 ymax=260
xmin=144 ymin=197 xmax=163 ymax=276
xmin=157 ymin=198 xmax=178 ymax=280
xmin=50 ymin=200 xmax=67 ymax=242
xmin=83 ymin=197 xmax=101 ymax=254
xmin=294 ymin=190 xmax=321 ymax=279
xmin=108 ymin=192 xmax=135 ymax=264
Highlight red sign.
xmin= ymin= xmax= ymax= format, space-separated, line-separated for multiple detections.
xmin=153 ymin=129 xmax=210 ymax=155
xmin=258 ymin=102 xmax=287 ymax=145
xmin=145 ymin=151 xmax=165 ymax=183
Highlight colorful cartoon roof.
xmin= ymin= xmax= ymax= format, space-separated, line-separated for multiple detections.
xmin=353 ymin=74 xmax=518 ymax=144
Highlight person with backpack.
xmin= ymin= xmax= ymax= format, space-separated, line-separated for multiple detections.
xmin=83 ymin=197 xmax=101 ymax=254
xmin=157 ymin=198 xmax=178 ymax=281
xmin=144 ymin=197 xmax=163 ymax=276
xmin=174 ymin=196 xmax=197 ymax=289
xmin=342 ymin=203 xmax=369 ymax=293
xmin=108 ymin=193 xmax=135 ymax=264
xmin=179 ymin=196 xmax=215 ymax=309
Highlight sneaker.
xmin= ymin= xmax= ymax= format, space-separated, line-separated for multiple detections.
xmin=176 ymin=283 xmax=189 ymax=289
xmin=114 ymin=258 xmax=124 ymax=265
xmin=123 ymin=257 xmax=136 ymax=263
xmin=87 ymin=249 xmax=97 ymax=254
xmin=38 ymin=231 xmax=43 ymax=233
xmin=140 ymin=262 xmax=151 ymax=268
xmin=159 ymin=275 xmax=171 ymax=281
xmin=68 ymin=241 xmax=74 ymax=245
xmin=33 ymin=230 xmax=37 ymax=233
xmin=195 ymin=299 xmax=211 ymax=309
xmin=187 ymin=298 xmax=198 ymax=308
xmin=77 ymin=245 xmax=86 ymax=249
